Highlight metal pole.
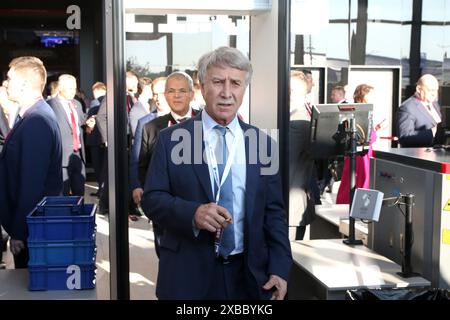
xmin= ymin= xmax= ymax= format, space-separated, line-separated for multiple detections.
xmin=344 ymin=117 xmax=363 ymax=245
xmin=278 ymin=0 xmax=291 ymax=220
xmin=398 ymin=193 xmax=420 ymax=277
xmin=104 ymin=0 xmax=130 ymax=299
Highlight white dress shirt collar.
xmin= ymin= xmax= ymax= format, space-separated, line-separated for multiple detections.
xmin=202 ymin=109 xmax=239 ymax=138
xmin=171 ymin=108 xmax=192 ymax=122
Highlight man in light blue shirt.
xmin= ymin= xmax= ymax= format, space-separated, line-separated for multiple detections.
xmin=142 ymin=47 xmax=292 ymax=300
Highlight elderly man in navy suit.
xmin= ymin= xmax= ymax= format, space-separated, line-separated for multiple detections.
xmin=397 ymin=74 xmax=443 ymax=147
xmin=0 ymin=56 xmax=62 ymax=268
xmin=142 ymin=47 xmax=292 ymax=300
xmin=48 ymin=74 xmax=86 ymax=196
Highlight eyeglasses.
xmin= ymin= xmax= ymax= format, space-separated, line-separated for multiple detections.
xmin=166 ymin=88 xmax=190 ymax=96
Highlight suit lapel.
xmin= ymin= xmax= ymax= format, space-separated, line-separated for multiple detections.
xmin=2 ymin=100 xmax=40 ymax=156
xmin=414 ymin=98 xmax=435 ymax=124
xmin=56 ymin=98 xmax=72 ymax=132
xmin=167 ymin=113 xmax=177 ymax=127
xmin=1 ymin=118 xmax=24 ymax=157
xmin=189 ymin=115 xmax=214 ymax=202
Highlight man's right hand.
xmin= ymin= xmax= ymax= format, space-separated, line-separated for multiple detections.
xmin=194 ymin=203 xmax=232 ymax=232
xmin=132 ymin=188 xmax=144 ymax=204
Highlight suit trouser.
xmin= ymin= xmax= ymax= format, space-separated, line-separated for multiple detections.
xmin=89 ymin=145 xmax=105 ymax=187
xmin=295 ymin=226 xmax=306 ymax=240
xmin=1 ymin=227 xmax=8 ymax=265
xmin=13 ymin=245 xmax=29 ymax=269
xmin=99 ymin=147 xmax=109 ymax=212
xmin=63 ymin=151 xmax=86 ymax=196
xmin=204 ymin=255 xmax=271 ymax=300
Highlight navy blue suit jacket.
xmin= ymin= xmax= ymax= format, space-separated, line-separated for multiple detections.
xmin=397 ymin=96 xmax=442 ymax=147
xmin=141 ymin=112 xmax=292 ymax=299
xmin=85 ymin=96 xmax=104 ymax=147
xmin=0 ymin=99 xmax=63 ymax=240
xmin=129 ymin=111 xmax=157 ymax=190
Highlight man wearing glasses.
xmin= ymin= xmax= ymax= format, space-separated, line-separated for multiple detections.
xmin=137 ymin=71 xmax=198 ymax=257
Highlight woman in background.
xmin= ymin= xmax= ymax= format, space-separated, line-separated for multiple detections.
xmin=336 ymin=84 xmax=383 ymax=204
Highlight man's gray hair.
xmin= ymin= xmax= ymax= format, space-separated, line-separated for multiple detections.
xmin=58 ymin=74 xmax=77 ymax=85
xmin=197 ymin=46 xmax=253 ymax=85
xmin=165 ymin=71 xmax=194 ymax=92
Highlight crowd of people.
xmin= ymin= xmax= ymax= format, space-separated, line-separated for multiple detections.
xmin=0 ymin=46 xmax=446 ymax=299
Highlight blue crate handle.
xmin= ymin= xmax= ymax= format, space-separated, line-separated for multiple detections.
xmin=35 ymin=196 xmax=84 ymax=213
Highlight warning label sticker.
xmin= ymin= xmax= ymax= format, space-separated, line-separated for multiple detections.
xmin=443 ymin=229 xmax=450 ymax=245
xmin=445 ymin=199 xmax=450 ymax=211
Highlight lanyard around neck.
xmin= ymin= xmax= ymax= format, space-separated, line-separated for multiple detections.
xmin=207 ymin=129 xmax=239 ymax=203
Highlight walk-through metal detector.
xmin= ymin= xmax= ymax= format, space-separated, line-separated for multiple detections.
xmin=103 ymin=0 xmax=290 ymax=300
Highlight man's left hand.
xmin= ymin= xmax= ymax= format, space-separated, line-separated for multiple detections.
xmin=263 ymin=274 xmax=287 ymax=300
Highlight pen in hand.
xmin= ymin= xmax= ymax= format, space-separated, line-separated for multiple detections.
xmin=214 ymin=217 xmax=232 ymax=257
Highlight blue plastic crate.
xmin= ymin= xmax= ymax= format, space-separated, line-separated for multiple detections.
xmin=36 ymin=196 xmax=84 ymax=216
xmin=28 ymin=239 xmax=96 ymax=266
xmin=28 ymin=264 xmax=96 ymax=291
xmin=27 ymin=204 xmax=96 ymax=241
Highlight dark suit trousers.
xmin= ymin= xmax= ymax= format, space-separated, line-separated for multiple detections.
xmin=13 ymin=245 xmax=29 ymax=269
xmin=205 ymin=256 xmax=270 ymax=300
xmin=89 ymin=145 xmax=105 ymax=187
xmin=99 ymin=147 xmax=109 ymax=212
xmin=63 ymin=151 xmax=85 ymax=196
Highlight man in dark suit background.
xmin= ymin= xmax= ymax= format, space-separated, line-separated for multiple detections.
xmin=0 ymin=88 xmax=10 ymax=152
xmin=397 ymin=74 xmax=443 ymax=147
xmin=48 ymin=74 xmax=86 ymax=196
xmin=0 ymin=85 xmax=11 ymax=267
xmin=0 ymin=56 xmax=62 ymax=268
xmin=137 ymin=71 xmax=197 ymax=254
xmin=129 ymin=77 xmax=153 ymax=139
xmin=85 ymin=82 xmax=106 ymax=196
xmin=142 ymin=47 xmax=292 ymax=300
xmin=289 ymin=70 xmax=317 ymax=241
xmin=128 ymin=78 xmax=169 ymax=218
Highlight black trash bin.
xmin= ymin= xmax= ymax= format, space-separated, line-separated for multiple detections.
xmin=346 ymin=288 xmax=450 ymax=300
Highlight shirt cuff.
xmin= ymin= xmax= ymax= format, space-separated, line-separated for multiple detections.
xmin=192 ymin=218 xmax=200 ymax=237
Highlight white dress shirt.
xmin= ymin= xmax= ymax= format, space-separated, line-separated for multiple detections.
xmin=171 ymin=108 xmax=193 ymax=123
xmin=202 ymin=110 xmax=246 ymax=255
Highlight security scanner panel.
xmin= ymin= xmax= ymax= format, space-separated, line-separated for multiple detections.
xmin=310 ymin=103 xmax=373 ymax=159
xmin=369 ymin=148 xmax=450 ymax=288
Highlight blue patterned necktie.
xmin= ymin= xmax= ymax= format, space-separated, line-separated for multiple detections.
xmin=214 ymin=125 xmax=235 ymax=258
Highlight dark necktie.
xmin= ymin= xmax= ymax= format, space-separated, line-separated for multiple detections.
xmin=178 ymin=117 xmax=188 ymax=123
xmin=69 ymin=101 xmax=81 ymax=151
xmin=214 ymin=125 xmax=235 ymax=258
xmin=14 ymin=114 xmax=22 ymax=126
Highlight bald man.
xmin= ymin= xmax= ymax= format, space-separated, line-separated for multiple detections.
xmin=397 ymin=74 xmax=443 ymax=147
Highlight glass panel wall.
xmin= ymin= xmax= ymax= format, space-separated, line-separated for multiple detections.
xmin=123 ymin=13 xmax=250 ymax=299
xmin=287 ymin=0 xmax=450 ymax=240
xmin=124 ymin=13 xmax=250 ymax=120
xmin=291 ymin=0 xmax=450 ymax=102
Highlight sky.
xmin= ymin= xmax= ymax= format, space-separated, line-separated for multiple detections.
xmin=293 ymin=0 xmax=450 ymax=61
xmin=125 ymin=0 xmax=450 ymax=71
